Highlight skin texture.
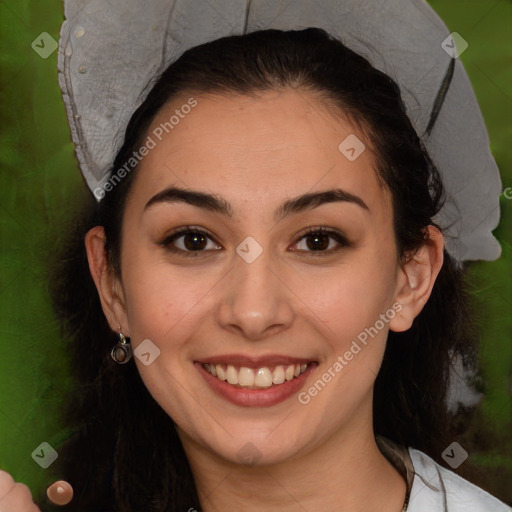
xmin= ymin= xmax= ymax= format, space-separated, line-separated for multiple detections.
xmin=85 ymin=89 xmax=444 ymax=511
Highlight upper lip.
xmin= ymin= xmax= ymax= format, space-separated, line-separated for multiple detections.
xmin=196 ymin=354 xmax=316 ymax=367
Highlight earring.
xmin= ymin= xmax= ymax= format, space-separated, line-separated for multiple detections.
xmin=111 ymin=332 xmax=132 ymax=364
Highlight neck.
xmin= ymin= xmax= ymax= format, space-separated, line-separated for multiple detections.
xmin=178 ymin=402 xmax=407 ymax=511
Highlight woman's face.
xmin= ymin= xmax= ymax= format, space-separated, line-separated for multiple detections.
xmin=109 ymin=89 xmax=410 ymax=465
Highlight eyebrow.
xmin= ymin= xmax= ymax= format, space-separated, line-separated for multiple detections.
xmin=144 ymin=185 xmax=369 ymax=220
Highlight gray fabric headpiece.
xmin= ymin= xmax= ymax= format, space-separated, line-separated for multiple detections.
xmin=57 ymin=0 xmax=502 ymax=262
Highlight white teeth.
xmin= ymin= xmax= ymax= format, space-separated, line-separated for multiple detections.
xmin=226 ymin=365 xmax=239 ymax=385
xmin=285 ymin=365 xmax=295 ymax=381
xmin=238 ymin=367 xmax=255 ymax=387
xmin=272 ymin=365 xmax=285 ymax=384
xmin=216 ymin=365 xmax=226 ymax=380
xmin=203 ymin=362 xmax=310 ymax=388
xmin=254 ymin=367 xmax=273 ymax=388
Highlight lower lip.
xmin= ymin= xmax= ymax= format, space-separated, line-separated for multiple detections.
xmin=195 ymin=362 xmax=317 ymax=407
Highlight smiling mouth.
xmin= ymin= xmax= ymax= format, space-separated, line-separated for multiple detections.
xmin=202 ymin=363 xmax=312 ymax=389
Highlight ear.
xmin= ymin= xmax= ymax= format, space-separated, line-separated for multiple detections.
xmin=389 ymin=225 xmax=444 ymax=332
xmin=84 ymin=226 xmax=129 ymax=335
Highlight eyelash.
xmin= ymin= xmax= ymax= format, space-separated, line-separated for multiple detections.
xmin=159 ymin=225 xmax=351 ymax=258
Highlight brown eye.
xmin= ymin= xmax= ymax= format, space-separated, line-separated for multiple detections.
xmin=181 ymin=232 xmax=208 ymax=251
xmin=304 ymin=232 xmax=331 ymax=251
xmin=292 ymin=227 xmax=350 ymax=254
xmin=160 ymin=227 xmax=221 ymax=257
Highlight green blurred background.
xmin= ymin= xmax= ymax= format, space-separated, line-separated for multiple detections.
xmin=0 ymin=0 xmax=511 ymax=507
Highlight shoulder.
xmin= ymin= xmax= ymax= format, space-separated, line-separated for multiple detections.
xmin=407 ymin=448 xmax=511 ymax=512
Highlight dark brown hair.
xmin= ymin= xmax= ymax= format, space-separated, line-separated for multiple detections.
xmin=43 ymin=28 xmax=478 ymax=511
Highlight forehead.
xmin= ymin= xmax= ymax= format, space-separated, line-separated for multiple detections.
xmin=125 ymin=89 xmax=390 ymax=219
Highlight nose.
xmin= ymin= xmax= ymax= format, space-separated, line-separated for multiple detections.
xmin=216 ymin=245 xmax=295 ymax=341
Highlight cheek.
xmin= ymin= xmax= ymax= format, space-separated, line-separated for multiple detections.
xmin=120 ymin=245 xmax=189 ymax=343
xmin=120 ymin=248 xmax=230 ymax=367
xmin=125 ymin=273 xmax=201 ymax=344
xmin=308 ymin=254 xmax=397 ymax=344
xmin=119 ymin=257 xmax=212 ymax=420
xmin=299 ymin=258 xmax=397 ymax=418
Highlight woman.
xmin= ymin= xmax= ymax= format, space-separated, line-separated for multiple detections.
xmin=1 ymin=27 xmax=509 ymax=511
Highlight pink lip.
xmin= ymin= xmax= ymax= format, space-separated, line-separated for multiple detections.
xmin=196 ymin=354 xmax=314 ymax=368
xmin=195 ymin=361 xmax=318 ymax=407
